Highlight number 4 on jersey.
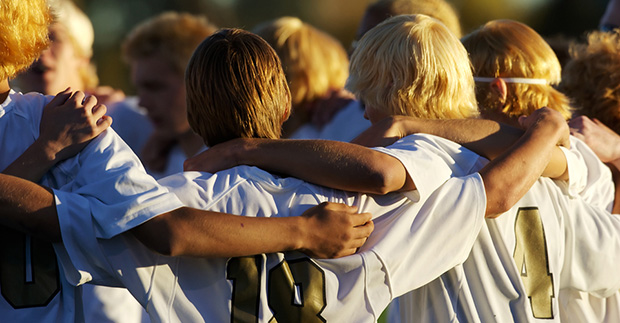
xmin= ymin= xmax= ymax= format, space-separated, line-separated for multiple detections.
xmin=513 ymin=207 xmax=554 ymax=319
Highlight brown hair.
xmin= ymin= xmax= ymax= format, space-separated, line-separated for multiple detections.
xmin=253 ymin=17 xmax=349 ymax=111
xmin=185 ymin=29 xmax=291 ymax=146
xmin=560 ymin=30 xmax=620 ymax=134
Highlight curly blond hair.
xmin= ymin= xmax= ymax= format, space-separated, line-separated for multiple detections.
xmin=462 ymin=20 xmax=572 ymax=120
xmin=348 ymin=14 xmax=478 ymax=120
xmin=560 ymin=30 xmax=620 ymax=134
xmin=253 ymin=17 xmax=349 ymax=111
xmin=0 ymin=0 xmax=51 ymax=81
xmin=123 ymin=12 xmax=218 ymax=76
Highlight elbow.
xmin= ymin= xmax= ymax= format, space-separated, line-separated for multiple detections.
xmin=364 ymin=170 xmax=403 ymax=195
xmin=131 ymin=212 xmax=189 ymax=257
xmin=485 ymin=196 xmax=517 ymax=218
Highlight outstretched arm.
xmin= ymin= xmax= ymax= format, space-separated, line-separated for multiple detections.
xmin=184 ymin=138 xmax=414 ymax=195
xmin=2 ymin=89 xmax=112 ymax=182
xmin=132 ymin=202 xmax=373 ymax=258
xmin=481 ymin=108 xmax=570 ymax=217
xmin=352 ymin=116 xmax=569 ymax=180
xmin=0 ymin=172 xmax=372 ymax=258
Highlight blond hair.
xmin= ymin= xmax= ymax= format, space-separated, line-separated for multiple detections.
xmin=462 ymin=19 xmax=572 ymax=120
xmin=560 ymin=30 xmax=620 ymax=134
xmin=123 ymin=12 xmax=218 ymax=76
xmin=253 ymin=17 xmax=349 ymax=111
xmin=186 ymin=29 xmax=291 ymax=146
xmin=348 ymin=14 xmax=478 ymax=120
xmin=49 ymin=0 xmax=98 ymax=90
xmin=359 ymin=0 xmax=462 ymax=38
xmin=0 ymin=0 xmax=51 ymax=81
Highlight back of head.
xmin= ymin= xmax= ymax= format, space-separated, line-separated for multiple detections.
xmin=186 ymin=29 xmax=291 ymax=146
xmin=348 ymin=14 xmax=478 ymax=120
xmin=0 ymin=0 xmax=51 ymax=81
xmin=462 ymin=19 xmax=572 ymax=120
xmin=49 ymin=0 xmax=94 ymax=58
xmin=253 ymin=17 xmax=349 ymax=110
xmin=357 ymin=0 xmax=462 ymax=40
xmin=123 ymin=12 xmax=218 ymax=76
xmin=561 ymin=30 xmax=620 ymax=134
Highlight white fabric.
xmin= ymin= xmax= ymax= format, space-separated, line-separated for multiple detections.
xmin=56 ymin=135 xmax=488 ymax=322
xmin=0 ymin=90 xmax=183 ymax=323
xmin=389 ymin=141 xmax=620 ymax=323
xmin=558 ymin=136 xmax=619 ymax=323
xmin=289 ymin=100 xmax=371 ymax=141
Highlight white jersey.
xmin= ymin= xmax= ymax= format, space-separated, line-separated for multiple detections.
xmin=56 ymin=135 xmax=489 ymax=322
xmin=0 ymin=90 xmax=183 ymax=323
xmin=559 ymin=136 xmax=619 ymax=323
xmin=289 ymin=100 xmax=371 ymax=141
xmin=389 ymin=141 xmax=620 ymax=323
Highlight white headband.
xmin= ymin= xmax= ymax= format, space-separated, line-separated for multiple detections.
xmin=473 ymin=76 xmax=549 ymax=85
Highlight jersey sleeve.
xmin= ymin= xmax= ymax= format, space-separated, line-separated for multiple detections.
xmin=559 ymin=193 xmax=620 ymax=297
xmin=372 ymin=134 xmax=487 ymax=202
xmin=371 ymin=173 xmax=486 ymax=297
xmin=49 ymin=129 xmax=184 ymax=238
xmin=566 ymin=137 xmax=614 ymax=211
xmin=53 ymin=190 xmax=121 ymax=287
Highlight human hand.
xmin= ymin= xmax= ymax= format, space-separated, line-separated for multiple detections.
xmin=183 ymin=139 xmax=242 ymax=172
xmin=38 ymin=89 xmax=112 ymax=162
xmin=299 ymin=202 xmax=374 ymax=258
xmin=569 ymin=115 xmax=620 ymax=163
xmin=518 ymin=107 xmax=570 ymax=148
xmin=351 ymin=116 xmax=410 ymax=147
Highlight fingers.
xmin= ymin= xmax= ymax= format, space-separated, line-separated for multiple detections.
xmin=353 ymin=219 xmax=374 ymax=239
xmin=47 ymin=87 xmax=73 ymax=107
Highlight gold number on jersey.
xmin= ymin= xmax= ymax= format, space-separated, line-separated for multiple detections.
xmin=228 ymin=256 xmax=261 ymax=323
xmin=228 ymin=256 xmax=326 ymax=323
xmin=513 ymin=207 xmax=554 ymax=319
xmin=268 ymin=258 xmax=326 ymax=322
xmin=0 ymin=228 xmax=60 ymax=308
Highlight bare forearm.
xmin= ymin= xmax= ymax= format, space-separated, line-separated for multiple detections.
xmin=0 ymin=174 xmax=60 ymax=241
xmin=2 ymin=139 xmax=59 ymax=182
xmin=234 ymin=139 xmax=411 ymax=194
xmin=480 ymin=121 xmax=564 ymax=217
xmin=131 ymin=207 xmax=308 ymax=257
xmin=399 ymin=117 xmax=567 ymax=179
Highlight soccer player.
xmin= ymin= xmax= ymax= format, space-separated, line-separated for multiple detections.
xmin=187 ymin=15 xmax=620 ymax=322
xmin=0 ymin=27 xmax=571 ymax=321
xmin=0 ymin=1 xmax=370 ymax=322
xmin=253 ymin=16 xmax=369 ymax=141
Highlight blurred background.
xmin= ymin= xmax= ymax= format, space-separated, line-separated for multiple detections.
xmin=74 ymin=0 xmax=608 ymax=94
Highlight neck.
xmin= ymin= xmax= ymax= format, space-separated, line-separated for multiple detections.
xmin=177 ymin=130 xmax=205 ymax=158
xmin=0 ymin=79 xmax=10 ymax=103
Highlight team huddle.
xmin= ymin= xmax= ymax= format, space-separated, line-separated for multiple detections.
xmin=1 ymin=0 xmax=620 ymax=322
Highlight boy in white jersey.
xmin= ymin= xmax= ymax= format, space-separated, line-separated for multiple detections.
xmin=461 ymin=20 xmax=620 ymax=322
xmin=0 ymin=1 xmax=372 ymax=322
xmin=186 ymin=15 xmax=620 ymax=322
xmin=0 ymin=26 xmax=575 ymax=321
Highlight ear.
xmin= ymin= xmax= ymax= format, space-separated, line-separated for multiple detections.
xmin=281 ymin=104 xmax=291 ymax=124
xmin=490 ymin=78 xmax=508 ymax=107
